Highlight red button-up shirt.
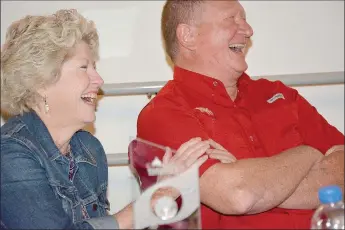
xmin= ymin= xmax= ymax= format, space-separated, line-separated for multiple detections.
xmin=135 ymin=66 xmax=344 ymax=229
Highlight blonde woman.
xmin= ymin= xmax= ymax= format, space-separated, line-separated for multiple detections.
xmin=0 ymin=9 xmax=233 ymax=229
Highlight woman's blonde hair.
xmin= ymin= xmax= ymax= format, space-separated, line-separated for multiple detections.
xmin=1 ymin=9 xmax=99 ymax=115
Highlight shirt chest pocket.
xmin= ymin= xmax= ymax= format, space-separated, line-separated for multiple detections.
xmin=193 ymin=109 xmax=216 ymax=136
xmin=252 ymin=102 xmax=304 ymax=156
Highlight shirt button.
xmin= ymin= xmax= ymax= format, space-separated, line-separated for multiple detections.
xmin=213 ymin=81 xmax=218 ymax=86
xmin=93 ymin=203 xmax=98 ymax=211
xmin=249 ymin=136 xmax=254 ymax=142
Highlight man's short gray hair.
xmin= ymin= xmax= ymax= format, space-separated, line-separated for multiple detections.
xmin=161 ymin=0 xmax=203 ymax=62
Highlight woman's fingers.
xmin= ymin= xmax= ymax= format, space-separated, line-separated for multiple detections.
xmin=167 ymin=153 xmax=208 ymax=175
xmin=208 ymin=152 xmax=236 ymax=163
xmin=208 ymin=139 xmax=226 ymax=151
xmin=206 ymin=149 xmax=237 ymax=162
xmin=163 ymin=138 xmax=210 ymax=175
xmin=206 ymin=139 xmax=237 ymax=163
xmin=174 ymin=137 xmax=202 ymax=158
xmin=193 ymin=155 xmax=208 ymax=168
xmin=175 ymin=140 xmax=209 ymax=162
xmin=183 ymin=143 xmax=210 ymax=166
xmin=162 ymin=147 xmax=172 ymax=164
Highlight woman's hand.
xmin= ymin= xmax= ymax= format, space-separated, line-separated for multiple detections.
xmin=121 ymin=138 xmax=236 ymax=229
xmin=206 ymin=139 xmax=237 ymax=163
xmin=114 ymin=138 xmax=209 ymax=230
xmin=160 ymin=137 xmax=209 ymax=176
xmin=153 ymin=137 xmax=209 ymax=203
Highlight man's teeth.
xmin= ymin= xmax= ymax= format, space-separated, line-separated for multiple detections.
xmin=229 ymin=44 xmax=245 ymax=48
xmin=229 ymin=44 xmax=245 ymax=52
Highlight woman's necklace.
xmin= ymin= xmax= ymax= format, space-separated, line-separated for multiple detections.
xmin=64 ymin=146 xmax=90 ymax=219
xmin=65 ymin=146 xmax=75 ymax=182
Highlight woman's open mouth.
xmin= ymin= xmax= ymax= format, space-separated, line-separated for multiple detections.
xmin=81 ymin=93 xmax=97 ymax=105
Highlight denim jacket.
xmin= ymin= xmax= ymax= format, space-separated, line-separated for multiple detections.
xmin=1 ymin=111 xmax=119 ymax=229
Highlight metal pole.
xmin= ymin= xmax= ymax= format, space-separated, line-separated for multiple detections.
xmin=100 ymin=71 xmax=344 ymax=96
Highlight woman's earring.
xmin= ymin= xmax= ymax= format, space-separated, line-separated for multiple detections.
xmin=44 ymin=95 xmax=50 ymax=114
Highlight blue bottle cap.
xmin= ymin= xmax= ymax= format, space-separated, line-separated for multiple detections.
xmin=318 ymin=185 xmax=343 ymax=204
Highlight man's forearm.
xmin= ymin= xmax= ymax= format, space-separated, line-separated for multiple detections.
xmin=200 ymin=145 xmax=323 ymax=215
xmin=278 ymin=150 xmax=344 ymax=209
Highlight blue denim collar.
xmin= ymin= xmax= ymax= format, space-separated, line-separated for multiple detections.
xmin=71 ymin=135 xmax=97 ymax=166
xmin=19 ymin=111 xmax=96 ymax=165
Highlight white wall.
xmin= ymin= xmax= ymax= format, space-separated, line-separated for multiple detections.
xmin=1 ymin=1 xmax=344 ymax=214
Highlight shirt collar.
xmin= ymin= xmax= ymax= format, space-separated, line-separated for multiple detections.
xmin=173 ymin=65 xmax=250 ymax=104
xmin=19 ymin=111 xmax=95 ymax=164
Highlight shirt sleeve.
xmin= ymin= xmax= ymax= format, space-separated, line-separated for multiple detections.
xmin=0 ymin=139 xmax=119 ymax=229
xmin=295 ymin=91 xmax=344 ymax=154
xmin=136 ymin=103 xmax=220 ymax=177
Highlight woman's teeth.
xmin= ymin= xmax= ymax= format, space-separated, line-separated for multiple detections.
xmin=81 ymin=93 xmax=97 ymax=104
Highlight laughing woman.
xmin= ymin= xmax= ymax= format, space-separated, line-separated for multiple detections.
xmin=0 ymin=9 xmax=214 ymax=229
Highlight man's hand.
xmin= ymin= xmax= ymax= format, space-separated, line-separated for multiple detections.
xmin=278 ymin=145 xmax=344 ymax=209
xmin=206 ymin=139 xmax=237 ymax=163
xmin=325 ymin=145 xmax=344 ymax=156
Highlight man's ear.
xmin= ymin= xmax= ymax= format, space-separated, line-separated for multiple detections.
xmin=176 ymin=23 xmax=197 ymax=51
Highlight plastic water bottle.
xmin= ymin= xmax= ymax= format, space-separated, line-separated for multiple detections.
xmin=311 ymin=185 xmax=344 ymax=229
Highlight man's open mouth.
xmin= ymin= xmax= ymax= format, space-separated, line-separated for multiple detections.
xmin=229 ymin=43 xmax=245 ymax=53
